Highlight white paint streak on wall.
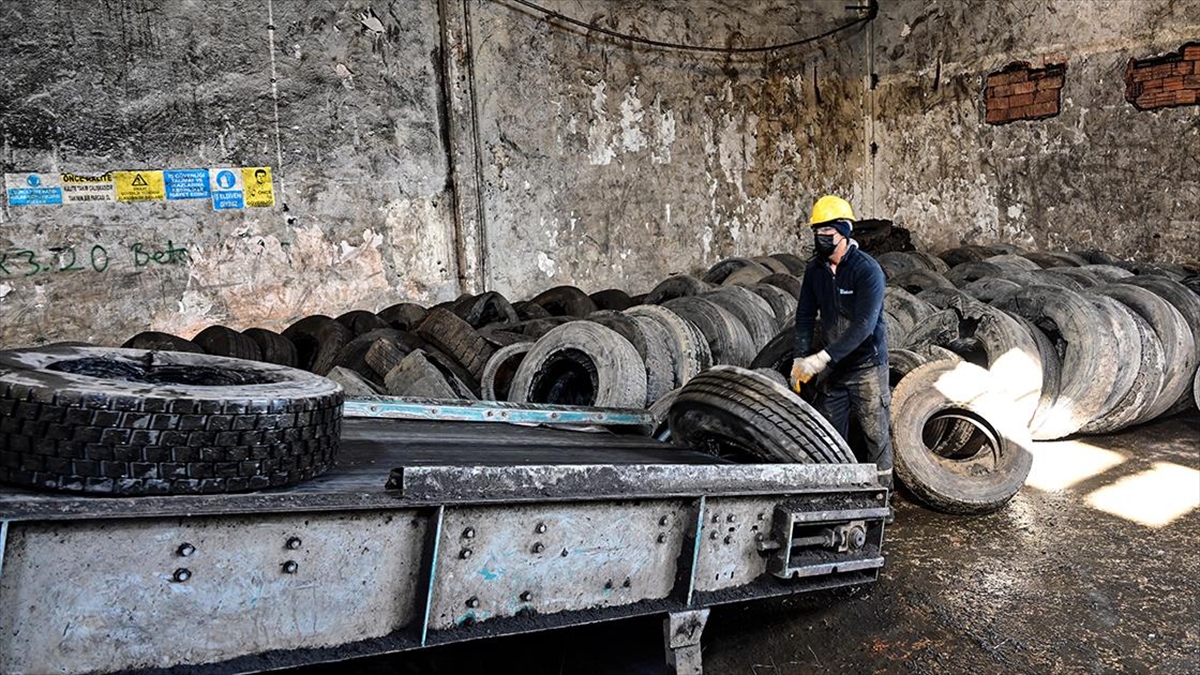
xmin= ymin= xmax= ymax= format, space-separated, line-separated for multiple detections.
xmin=536 ymin=251 xmax=557 ymax=276
xmin=619 ymin=82 xmax=647 ymax=153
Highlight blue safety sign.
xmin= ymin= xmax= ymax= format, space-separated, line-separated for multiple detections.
xmin=164 ymin=169 xmax=211 ymax=200
xmin=4 ymin=173 xmax=64 ymax=206
xmin=209 ymin=168 xmax=245 ymax=210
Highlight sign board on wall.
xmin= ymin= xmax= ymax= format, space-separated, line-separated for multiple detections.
xmin=60 ymin=172 xmax=115 ymax=203
xmin=243 ymin=167 xmax=275 ymax=207
xmin=163 ymin=169 xmax=211 ymax=200
xmin=4 ymin=173 xmax=63 ymax=206
xmin=210 ymin=168 xmax=245 ymax=210
xmin=114 ymin=171 xmax=166 ymax=202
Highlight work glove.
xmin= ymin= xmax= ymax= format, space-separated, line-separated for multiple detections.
xmin=790 ymin=350 xmax=832 ymax=388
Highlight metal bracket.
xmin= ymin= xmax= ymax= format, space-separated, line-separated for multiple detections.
xmin=762 ymin=503 xmax=887 ymax=580
xmin=664 ymin=609 xmax=709 ymax=675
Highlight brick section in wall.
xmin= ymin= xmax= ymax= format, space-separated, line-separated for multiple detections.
xmin=984 ymin=62 xmax=1066 ymax=125
xmin=1125 ymin=43 xmax=1200 ymax=110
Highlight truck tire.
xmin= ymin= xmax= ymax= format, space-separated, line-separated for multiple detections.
xmin=1076 ymin=295 xmax=1155 ymax=433
xmin=644 ymin=274 xmax=711 ymax=305
xmin=282 ymin=315 xmax=354 ymax=375
xmin=749 ymin=283 xmax=796 ymax=328
xmin=481 ymin=343 xmax=534 ymax=401
xmin=625 ymin=305 xmax=707 ymax=389
xmin=509 ymin=322 xmax=646 ymax=407
xmin=122 ymin=332 xmax=205 ymax=354
xmin=758 ymin=273 xmax=802 ymax=298
xmin=767 ymin=253 xmax=807 ymax=276
xmin=529 ymin=286 xmax=598 ymax=317
xmin=668 ymin=366 xmax=852 ymax=464
xmin=242 ymin=328 xmax=298 ymax=368
xmin=1119 ymin=275 xmax=1200 ymax=414
xmin=663 ymin=297 xmax=756 ymax=367
xmin=703 ymin=287 xmax=778 ymax=350
xmin=336 ymin=310 xmax=391 ymax=335
xmin=891 ymin=360 xmax=1032 ymax=515
xmin=377 ymin=303 xmax=428 ymax=330
xmin=889 ymin=269 xmax=955 ymax=295
xmin=703 ymin=257 xmax=771 ymax=284
xmin=192 ymin=325 xmax=261 ymax=361
xmin=413 ymin=308 xmax=495 ymax=381
xmin=0 ymin=345 xmax=342 ymax=496
xmin=589 ymin=289 xmax=634 ymax=311
xmin=453 ymin=291 xmax=519 ymax=328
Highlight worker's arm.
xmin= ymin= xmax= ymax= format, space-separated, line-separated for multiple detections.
xmin=793 ymin=272 xmax=818 ymax=358
xmin=822 ymin=263 xmax=885 ymax=363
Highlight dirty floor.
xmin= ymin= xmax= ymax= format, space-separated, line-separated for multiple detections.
xmin=296 ymin=412 xmax=1200 ymax=674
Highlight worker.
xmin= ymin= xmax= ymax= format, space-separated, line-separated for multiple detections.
xmin=791 ymin=195 xmax=893 ymax=489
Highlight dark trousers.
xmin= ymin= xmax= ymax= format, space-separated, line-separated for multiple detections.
xmin=814 ymin=362 xmax=893 ymax=488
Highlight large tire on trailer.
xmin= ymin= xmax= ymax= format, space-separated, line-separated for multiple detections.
xmin=529 ymin=286 xmax=598 ymax=317
xmin=242 ymin=328 xmax=298 ymax=368
xmin=891 ymin=360 xmax=1033 ymax=515
xmin=480 ymin=343 xmax=534 ymax=401
xmin=282 ymin=315 xmax=354 ymax=375
xmin=376 ymin=303 xmax=428 ymax=330
xmin=663 ymin=296 xmax=756 ymax=367
xmin=668 ymin=366 xmax=853 ymax=464
xmin=413 ymin=308 xmax=496 ymax=381
xmin=122 ymin=331 xmax=205 ymax=354
xmin=625 ymin=305 xmax=708 ymax=389
xmin=991 ymin=285 xmax=1120 ymax=439
xmin=0 ymin=345 xmax=342 ymax=496
xmin=1094 ymin=283 xmax=1196 ymax=422
xmin=644 ymin=274 xmax=711 ymax=305
xmin=508 ymin=322 xmax=647 ymax=408
xmin=192 ymin=326 xmax=261 ymax=362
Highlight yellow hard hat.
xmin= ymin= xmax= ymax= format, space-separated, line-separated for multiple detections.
xmin=809 ymin=195 xmax=856 ymax=226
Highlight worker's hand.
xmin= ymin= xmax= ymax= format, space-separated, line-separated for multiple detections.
xmin=792 ymin=350 xmax=832 ymax=386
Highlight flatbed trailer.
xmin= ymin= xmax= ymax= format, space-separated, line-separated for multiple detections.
xmin=0 ymin=399 xmax=888 ymax=674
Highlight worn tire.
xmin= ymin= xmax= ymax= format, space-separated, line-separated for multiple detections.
xmin=589 ymin=289 xmax=634 ymax=311
xmin=481 ymin=343 xmax=535 ymax=401
xmin=703 ymin=287 xmax=778 ymax=350
xmin=1075 ymin=295 xmax=1154 ymax=432
xmin=668 ymin=366 xmax=853 ymax=464
xmin=758 ymin=273 xmax=802 ymax=298
xmin=0 ymin=345 xmax=342 ymax=496
xmin=384 ymin=349 xmax=477 ymax=400
xmin=749 ymin=283 xmax=797 ymax=328
xmin=413 ymin=307 xmax=496 ymax=381
xmin=282 ymin=315 xmax=353 ymax=376
xmin=962 ymin=277 xmax=1022 ymax=304
xmin=509 ymin=322 xmax=647 ymax=407
xmin=1095 ymin=283 xmax=1196 ymax=422
xmin=529 ymin=286 xmax=598 ymax=317
xmin=242 ymin=328 xmax=299 ymax=368
xmin=625 ymin=305 xmax=708 ymax=389
xmin=891 ymin=360 xmax=1033 ymax=515
xmin=192 ymin=325 xmax=261 ymax=362
xmin=703 ymin=257 xmax=771 ymax=285
xmin=377 ymin=303 xmax=428 ymax=331
xmin=586 ymin=310 xmax=649 ymax=361
xmin=122 ymin=332 xmax=205 ymax=354
xmin=336 ymin=310 xmax=391 ymax=336
xmin=663 ymin=296 xmax=756 ymax=367
xmin=992 ymin=285 xmax=1119 ymax=439
xmin=889 ymin=269 xmax=955 ymax=294
xmin=644 ymin=274 xmax=712 ymax=305
xmin=767 ymin=253 xmax=807 ymax=276
xmin=946 ymin=261 xmax=1003 ymax=288
xmin=1118 ymin=276 xmax=1200 ymax=414
xmin=453 ymin=291 xmax=519 ymax=328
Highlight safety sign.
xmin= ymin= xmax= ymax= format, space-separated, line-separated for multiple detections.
xmin=164 ymin=169 xmax=211 ymax=200
xmin=242 ymin=167 xmax=275 ymax=207
xmin=60 ymin=172 xmax=115 ymax=204
xmin=114 ymin=170 xmax=166 ymax=202
xmin=4 ymin=173 xmax=63 ymax=206
xmin=210 ymin=168 xmax=244 ymax=210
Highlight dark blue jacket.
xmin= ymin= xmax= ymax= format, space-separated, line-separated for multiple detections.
xmin=794 ymin=244 xmax=888 ymax=371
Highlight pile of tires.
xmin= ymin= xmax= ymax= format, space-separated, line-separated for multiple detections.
xmin=120 ymin=254 xmax=807 ymax=417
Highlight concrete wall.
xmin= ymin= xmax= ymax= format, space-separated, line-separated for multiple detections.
xmin=868 ymin=0 xmax=1200 ymax=263
xmin=0 ymin=0 xmax=870 ymax=349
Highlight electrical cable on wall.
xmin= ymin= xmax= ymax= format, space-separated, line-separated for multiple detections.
xmin=503 ymin=0 xmax=877 ymax=54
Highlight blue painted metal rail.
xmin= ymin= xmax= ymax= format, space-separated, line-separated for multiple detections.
xmin=342 ymin=395 xmax=655 ymax=428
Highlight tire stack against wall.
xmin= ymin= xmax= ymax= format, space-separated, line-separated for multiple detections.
xmin=118 ymin=243 xmax=1200 ymax=513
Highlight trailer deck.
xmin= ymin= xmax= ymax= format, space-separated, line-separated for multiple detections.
xmin=0 ymin=402 xmax=887 ymax=674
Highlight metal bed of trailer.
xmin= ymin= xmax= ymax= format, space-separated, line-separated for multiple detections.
xmin=0 ymin=398 xmax=888 ymax=674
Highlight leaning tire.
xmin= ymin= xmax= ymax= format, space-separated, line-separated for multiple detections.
xmin=891 ymin=360 xmax=1032 ymax=515
xmin=668 ymin=366 xmax=853 ymax=464
xmin=0 ymin=345 xmax=342 ymax=496
xmin=122 ymin=331 xmax=205 ymax=354
xmin=242 ymin=328 xmax=299 ymax=368
xmin=509 ymin=322 xmax=647 ymax=407
xmin=413 ymin=308 xmax=495 ymax=381
xmin=192 ymin=325 xmax=261 ymax=361
xmin=662 ymin=296 xmax=756 ymax=367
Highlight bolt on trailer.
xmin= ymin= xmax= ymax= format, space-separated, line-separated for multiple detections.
xmin=0 ymin=398 xmax=888 ymax=674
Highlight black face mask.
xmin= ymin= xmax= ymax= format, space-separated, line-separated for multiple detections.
xmin=814 ymin=233 xmax=838 ymax=258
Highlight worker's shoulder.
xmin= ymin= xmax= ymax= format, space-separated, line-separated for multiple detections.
xmin=848 ymin=246 xmax=885 ymax=277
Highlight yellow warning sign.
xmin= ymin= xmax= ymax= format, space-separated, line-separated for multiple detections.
xmin=114 ymin=170 xmax=165 ymax=202
xmin=242 ymin=167 xmax=275 ymax=207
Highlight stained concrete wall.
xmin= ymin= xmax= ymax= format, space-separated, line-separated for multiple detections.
xmin=0 ymin=0 xmax=869 ymax=348
xmin=868 ymin=0 xmax=1200 ymax=263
